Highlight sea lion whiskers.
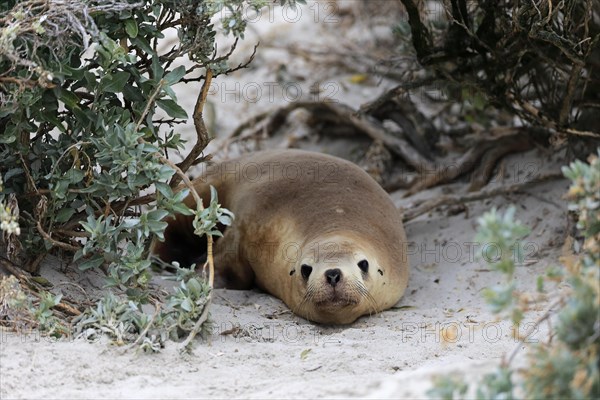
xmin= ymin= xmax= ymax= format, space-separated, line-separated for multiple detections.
xmin=349 ymin=280 xmax=379 ymax=316
xmin=301 ymin=282 xmax=318 ymax=305
xmin=295 ymin=282 xmax=318 ymax=318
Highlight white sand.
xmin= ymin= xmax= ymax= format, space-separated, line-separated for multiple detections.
xmin=1 ymin=2 xmax=571 ymax=398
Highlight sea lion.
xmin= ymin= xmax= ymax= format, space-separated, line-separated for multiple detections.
xmin=152 ymin=149 xmax=409 ymax=324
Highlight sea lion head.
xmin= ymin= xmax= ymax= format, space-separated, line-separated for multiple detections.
xmin=289 ymin=233 xmax=390 ymax=324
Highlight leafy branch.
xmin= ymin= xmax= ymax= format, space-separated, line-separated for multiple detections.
xmin=0 ymin=0 xmax=297 ymax=348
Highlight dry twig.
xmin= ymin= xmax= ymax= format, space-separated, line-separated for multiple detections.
xmin=402 ymin=171 xmax=564 ymax=222
xmin=224 ymin=101 xmax=434 ymax=172
xmin=405 ymin=134 xmax=535 ymax=196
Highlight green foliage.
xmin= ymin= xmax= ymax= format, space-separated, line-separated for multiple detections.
xmin=427 ymin=375 xmax=468 ymax=400
xmin=33 ymin=291 xmax=66 ymax=336
xmin=0 ymin=0 xmax=296 ymax=348
xmin=193 ymin=185 xmax=234 ymax=237
xmin=475 ymin=206 xmax=530 ymax=325
xmin=428 ymin=151 xmax=600 ymax=399
xmin=0 ymin=276 xmax=29 ymax=333
xmin=166 ymin=272 xmax=212 ymax=334
xmin=1 ymin=0 xmax=206 ymax=271
xmin=475 ymin=368 xmax=514 ymax=400
xmin=563 ymin=150 xmax=600 ymax=239
xmin=74 ymin=291 xmax=142 ymax=345
xmin=522 ymin=345 xmax=599 ymax=400
xmin=556 ymin=151 xmax=600 ymax=352
xmin=475 ymin=206 xmax=530 ymax=278
xmin=555 ymin=273 xmax=598 ymax=349
xmin=0 ymin=275 xmax=67 ymax=337
xmin=74 ymin=265 xmax=213 ymax=351
xmin=519 ymin=151 xmax=600 ymax=399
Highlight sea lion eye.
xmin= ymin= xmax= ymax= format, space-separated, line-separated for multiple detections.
xmin=358 ymin=259 xmax=369 ymax=273
xmin=301 ymin=264 xmax=313 ymax=280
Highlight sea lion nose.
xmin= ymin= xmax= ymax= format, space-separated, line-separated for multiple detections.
xmin=325 ymin=268 xmax=342 ymax=287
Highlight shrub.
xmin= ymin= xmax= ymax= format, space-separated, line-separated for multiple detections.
xmin=428 ymin=150 xmax=600 ymax=399
xmin=0 ymin=0 xmax=301 ymax=348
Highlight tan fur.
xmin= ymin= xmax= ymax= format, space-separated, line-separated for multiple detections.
xmin=151 ymin=150 xmax=409 ymax=324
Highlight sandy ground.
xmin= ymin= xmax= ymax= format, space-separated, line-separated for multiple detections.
xmin=1 ymin=2 xmax=573 ymax=399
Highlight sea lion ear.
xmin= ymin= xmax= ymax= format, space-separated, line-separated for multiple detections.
xmin=301 ymin=264 xmax=313 ymax=280
xmin=357 ymin=259 xmax=369 ymax=273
